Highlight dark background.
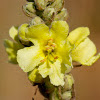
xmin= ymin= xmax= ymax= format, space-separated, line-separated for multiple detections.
xmin=0 ymin=0 xmax=100 ymax=100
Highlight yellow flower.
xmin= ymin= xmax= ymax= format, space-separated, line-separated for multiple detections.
xmin=4 ymin=21 xmax=100 ymax=86
xmin=16 ymin=21 xmax=100 ymax=86
xmin=17 ymin=21 xmax=72 ymax=86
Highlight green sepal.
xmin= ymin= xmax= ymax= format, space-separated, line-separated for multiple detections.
xmin=4 ymin=39 xmax=23 ymax=64
xmin=48 ymin=0 xmax=64 ymax=12
xmin=34 ymin=0 xmax=48 ymax=10
xmin=62 ymin=91 xmax=72 ymax=100
xmin=43 ymin=77 xmax=55 ymax=93
xmin=28 ymin=68 xmax=43 ymax=83
xmin=63 ymin=74 xmax=74 ymax=91
xmin=43 ymin=7 xmax=56 ymax=25
xmin=54 ymin=8 xmax=68 ymax=21
xmin=30 ymin=17 xmax=44 ymax=25
xmin=22 ymin=2 xmax=36 ymax=18
xmin=9 ymin=26 xmax=19 ymax=42
xmin=49 ymin=88 xmax=59 ymax=100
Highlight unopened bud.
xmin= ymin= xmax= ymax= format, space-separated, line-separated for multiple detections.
xmin=34 ymin=0 xmax=55 ymax=10
xmin=18 ymin=24 xmax=32 ymax=46
xmin=63 ymin=74 xmax=74 ymax=91
xmin=62 ymin=91 xmax=72 ymax=100
xmin=30 ymin=17 xmax=44 ymax=25
xmin=49 ymin=88 xmax=59 ymax=100
xmin=34 ymin=0 xmax=47 ymax=10
xmin=43 ymin=7 xmax=56 ymax=25
xmin=54 ymin=8 xmax=68 ymax=21
xmin=27 ymin=0 xmax=34 ymax=2
xmin=48 ymin=0 xmax=64 ymax=12
xmin=22 ymin=2 xmax=36 ymax=18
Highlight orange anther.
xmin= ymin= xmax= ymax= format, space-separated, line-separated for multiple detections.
xmin=52 ymin=44 xmax=56 ymax=47
xmin=54 ymin=56 xmax=58 ymax=59
xmin=40 ymin=59 xmax=46 ymax=62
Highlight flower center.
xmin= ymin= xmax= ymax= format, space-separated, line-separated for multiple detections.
xmin=45 ymin=38 xmax=57 ymax=53
xmin=40 ymin=38 xmax=58 ymax=63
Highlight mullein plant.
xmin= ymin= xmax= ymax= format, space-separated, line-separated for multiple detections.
xmin=4 ymin=0 xmax=100 ymax=100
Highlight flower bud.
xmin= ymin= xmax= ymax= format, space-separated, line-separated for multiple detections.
xmin=18 ymin=24 xmax=32 ymax=46
xmin=34 ymin=0 xmax=47 ymax=10
xmin=43 ymin=7 xmax=56 ymax=25
xmin=62 ymin=91 xmax=72 ymax=100
xmin=63 ymin=74 xmax=74 ymax=91
xmin=27 ymin=0 xmax=34 ymax=2
xmin=48 ymin=0 xmax=64 ymax=12
xmin=34 ymin=0 xmax=54 ymax=10
xmin=49 ymin=88 xmax=59 ymax=100
xmin=22 ymin=2 xmax=36 ymax=18
xmin=54 ymin=8 xmax=68 ymax=21
xmin=30 ymin=17 xmax=44 ymax=25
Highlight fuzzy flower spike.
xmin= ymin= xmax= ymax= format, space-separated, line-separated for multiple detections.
xmin=4 ymin=0 xmax=100 ymax=99
xmin=16 ymin=21 xmax=100 ymax=86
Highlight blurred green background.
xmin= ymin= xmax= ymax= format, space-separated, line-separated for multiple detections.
xmin=0 ymin=0 xmax=100 ymax=100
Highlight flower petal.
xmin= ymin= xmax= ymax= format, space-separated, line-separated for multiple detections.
xmin=57 ymin=41 xmax=73 ymax=74
xmin=9 ymin=26 xmax=19 ymax=42
xmin=17 ymin=46 xmax=45 ymax=72
xmin=25 ymin=24 xmax=49 ymax=46
xmin=83 ymin=53 xmax=100 ymax=66
xmin=50 ymin=21 xmax=72 ymax=73
xmin=61 ymin=55 xmax=73 ymax=74
xmin=4 ymin=39 xmax=23 ymax=64
xmin=50 ymin=21 xmax=69 ymax=44
xmin=67 ymin=27 xmax=90 ymax=46
xmin=49 ymin=60 xmax=64 ymax=86
xmin=72 ymin=38 xmax=100 ymax=66
xmin=38 ymin=61 xmax=50 ymax=78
